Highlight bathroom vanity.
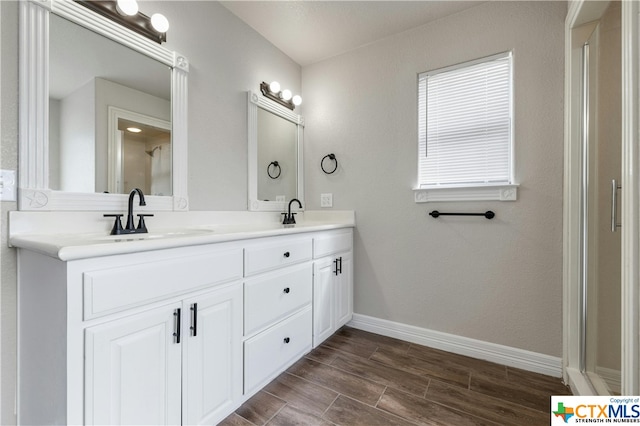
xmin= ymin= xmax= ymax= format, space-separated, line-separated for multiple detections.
xmin=10 ymin=212 xmax=354 ymax=425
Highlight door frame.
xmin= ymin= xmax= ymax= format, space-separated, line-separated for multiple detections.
xmin=563 ymin=0 xmax=640 ymax=395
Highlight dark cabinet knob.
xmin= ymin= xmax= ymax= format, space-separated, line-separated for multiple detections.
xmin=283 ymin=252 xmax=290 ymax=258
xmin=283 ymin=287 xmax=290 ymax=294
xmin=284 ymin=337 xmax=290 ymax=344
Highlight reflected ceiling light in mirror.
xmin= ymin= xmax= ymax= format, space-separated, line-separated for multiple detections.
xmin=260 ymin=81 xmax=302 ymax=111
xmin=127 ymin=127 xmax=142 ymax=133
xmin=75 ymin=0 xmax=169 ymax=44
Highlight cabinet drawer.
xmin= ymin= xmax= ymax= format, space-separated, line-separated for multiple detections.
xmin=244 ymin=307 xmax=312 ymax=395
xmin=313 ymin=229 xmax=353 ymax=258
xmin=244 ymin=263 xmax=312 ymax=336
xmin=244 ymin=236 xmax=312 ymax=276
xmin=83 ymin=248 xmax=243 ymax=320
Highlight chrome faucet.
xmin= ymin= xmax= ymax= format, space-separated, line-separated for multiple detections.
xmin=103 ymin=188 xmax=154 ymax=235
xmin=282 ymin=198 xmax=302 ymax=225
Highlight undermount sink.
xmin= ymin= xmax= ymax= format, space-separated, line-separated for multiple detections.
xmin=95 ymin=228 xmax=215 ymax=243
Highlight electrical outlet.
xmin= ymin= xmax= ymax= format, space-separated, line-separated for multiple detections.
xmin=320 ymin=193 xmax=333 ymax=208
xmin=275 ymin=195 xmax=286 ymax=202
xmin=0 ymin=170 xmax=17 ymax=201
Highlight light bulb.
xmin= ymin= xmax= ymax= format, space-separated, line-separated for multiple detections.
xmin=127 ymin=127 xmax=142 ymax=133
xmin=269 ymin=81 xmax=281 ymax=93
xmin=292 ymin=95 xmax=302 ymax=106
xmin=281 ymin=89 xmax=292 ymax=101
xmin=151 ymin=13 xmax=169 ymax=33
xmin=116 ymin=0 xmax=138 ymax=16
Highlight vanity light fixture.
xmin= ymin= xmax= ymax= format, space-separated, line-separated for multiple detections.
xmin=260 ymin=81 xmax=302 ymax=111
xmin=75 ymin=0 xmax=169 ymax=44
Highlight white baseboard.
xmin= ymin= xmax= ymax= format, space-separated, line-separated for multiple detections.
xmin=348 ymin=314 xmax=562 ymax=378
xmin=596 ymin=366 xmax=621 ymax=394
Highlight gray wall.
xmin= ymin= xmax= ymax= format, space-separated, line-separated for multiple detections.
xmin=1 ymin=1 xmax=19 ymax=424
xmin=1 ymin=0 xmax=567 ymax=423
xmin=302 ymin=1 xmax=566 ymax=356
xmin=0 ymin=1 xmax=300 ymax=423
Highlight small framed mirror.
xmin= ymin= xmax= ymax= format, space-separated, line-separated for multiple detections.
xmin=247 ymin=91 xmax=304 ymax=211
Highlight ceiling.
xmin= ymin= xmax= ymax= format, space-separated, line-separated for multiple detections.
xmin=220 ymin=1 xmax=483 ymax=67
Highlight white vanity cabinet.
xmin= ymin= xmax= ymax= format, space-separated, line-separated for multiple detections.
xmin=15 ymin=224 xmax=354 ymax=425
xmin=242 ymin=235 xmax=314 ymax=396
xmin=312 ymin=229 xmax=354 ymax=347
xmin=18 ymin=243 xmax=244 ymax=426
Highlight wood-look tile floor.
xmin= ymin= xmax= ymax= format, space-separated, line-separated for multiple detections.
xmin=220 ymin=327 xmax=571 ymax=426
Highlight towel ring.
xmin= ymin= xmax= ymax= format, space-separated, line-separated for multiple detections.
xmin=267 ymin=161 xmax=281 ymax=179
xmin=321 ymin=153 xmax=338 ymax=174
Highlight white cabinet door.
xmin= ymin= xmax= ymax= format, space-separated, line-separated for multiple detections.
xmin=85 ymin=303 xmax=182 ymax=425
xmin=313 ymin=251 xmax=353 ymax=347
xmin=183 ymin=283 xmax=243 ymax=426
xmin=335 ymin=251 xmax=353 ymax=329
xmin=313 ymin=256 xmax=336 ymax=347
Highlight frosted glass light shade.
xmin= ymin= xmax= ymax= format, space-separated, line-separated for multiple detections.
xmin=292 ymin=95 xmax=302 ymax=106
xmin=151 ymin=13 xmax=169 ymax=33
xmin=281 ymin=89 xmax=292 ymax=101
xmin=116 ymin=0 xmax=138 ymax=16
xmin=269 ymin=81 xmax=281 ymax=93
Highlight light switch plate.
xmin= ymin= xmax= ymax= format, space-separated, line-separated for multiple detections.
xmin=0 ymin=170 xmax=17 ymax=201
xmin=320 ymin=193 xmax=333 ymax=208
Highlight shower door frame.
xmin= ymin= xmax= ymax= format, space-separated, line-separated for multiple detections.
xmin=563 ymin=0 xmax=640 ymax=395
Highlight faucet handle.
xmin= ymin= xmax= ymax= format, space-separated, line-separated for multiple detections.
xmin=136 ymin=214 xmax=154 ymax=233
xmin=103 ymin=214 xmax=124 ymax=235
xmin=290 ymin=212 xmax=297 ymax=224
xmin=281 ymin=212 xmax=289 ymax=224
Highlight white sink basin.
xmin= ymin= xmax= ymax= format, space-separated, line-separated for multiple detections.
xmin=94 ymin=228 xmax=215 ymax=243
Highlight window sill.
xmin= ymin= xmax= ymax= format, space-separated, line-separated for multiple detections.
xmin=413 ymin=184 xmax=519 ymax=203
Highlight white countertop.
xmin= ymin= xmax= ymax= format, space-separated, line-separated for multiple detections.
xmin=9 ymin=210 xmax=355 ymax=261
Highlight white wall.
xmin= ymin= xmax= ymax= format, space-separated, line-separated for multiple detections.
xmin=59 ymin=79 xmax=95 ymax=192
xmin=302 ymin=1 xmax=566 ymax=356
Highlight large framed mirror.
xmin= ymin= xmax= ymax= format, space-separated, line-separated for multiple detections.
xmin=19 ymin=0 xmax=189 ymax=211
xmin=247 ymin=91 xmax=304 ymax=212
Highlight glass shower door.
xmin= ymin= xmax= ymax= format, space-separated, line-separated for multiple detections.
xmin=581 ymin=0 xmax=622 ymax=395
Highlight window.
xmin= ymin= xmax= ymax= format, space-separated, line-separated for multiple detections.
xmin=415 ymin=52 xmax=517 ymax=202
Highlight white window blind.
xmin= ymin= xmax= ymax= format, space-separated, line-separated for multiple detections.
xmin=418 ymin=52 xmax=513 ymax=188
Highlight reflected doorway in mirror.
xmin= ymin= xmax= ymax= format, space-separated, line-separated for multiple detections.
xmin=108 ymin=107 xmax=171 ymax=196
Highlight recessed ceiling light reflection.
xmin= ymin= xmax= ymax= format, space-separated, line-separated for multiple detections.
xmin=127 ymin=127 xmax=142 ymax=133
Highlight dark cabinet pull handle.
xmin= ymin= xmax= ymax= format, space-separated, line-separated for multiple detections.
xmin=284 ymin=337 xmax=290 ymax=344
xmin=190 ymin=303 xmax=198 ymax=337
xmin=173 ymin=308 xmax=181 ymax=344
xmin=338 ymin=256 xmax=343 ymax=275
xmin=283 ymin=252 xmax=290 ymax=258
xmin=333 ymin=258 xmax=339 ymax=276
xmin=283 ymin=287 xmax=290 ymax=294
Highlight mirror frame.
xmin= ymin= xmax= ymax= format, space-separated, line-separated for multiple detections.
xmin=19 ymin=0 xmax=189 ymax=211
xmin=247 ymin=91 xmax=304 ymax=212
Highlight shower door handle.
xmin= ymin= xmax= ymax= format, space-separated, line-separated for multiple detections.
xmin=611 ymin=179 xmax=622 ymax=232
